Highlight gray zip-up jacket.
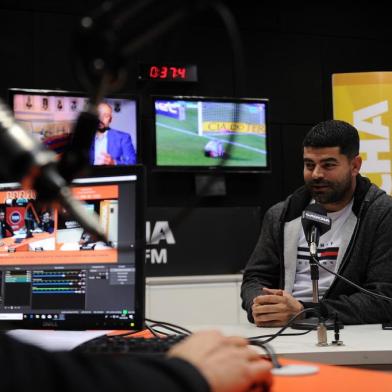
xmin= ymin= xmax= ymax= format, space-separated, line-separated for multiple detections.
xmin=241 ymin=175 xmax=392 ymax=324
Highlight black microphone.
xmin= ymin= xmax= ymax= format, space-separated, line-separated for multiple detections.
xmin=292 ymin=205 xmax=345 ymax=333
xmin=0 ymin=99 xmax=106 ymax=243
xmin=301 ymin=203 xmax=331 ymax=256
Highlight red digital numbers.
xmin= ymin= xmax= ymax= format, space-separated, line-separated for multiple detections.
xmin=176 ymin=67 xmax=186 ymax=79
xmin=149 ymin=65 xmax=187 ymax=80
xmin=160 ymin=66 xmax=168 ymax=79
xmin=169 ymin=67 xmax=186 ymax=79
xmin=149 ymin=66 xmax=160 ymax=78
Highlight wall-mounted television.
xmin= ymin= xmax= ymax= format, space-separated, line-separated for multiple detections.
xmin=8 ymin=88 xmax=139 ymax=168
xmin=152 ymin=96 xmax=270 ymax=172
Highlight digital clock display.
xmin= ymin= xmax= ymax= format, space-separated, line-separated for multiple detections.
xmin=138 ymin=64 xmax=198 ymax=82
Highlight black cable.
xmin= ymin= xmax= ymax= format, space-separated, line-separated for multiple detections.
xmin=145 ymin=310 xmax=315 ymax=347
xmin=73 ymin=0 xmax=248 ymax=245
xmin=144 ymin=0 xmax=248 ymax=241
xmin=313 ymin=256 xmax=392 ymax=303
xmin=250 ymin=341 xmax=282 ymax=369
xmin=147 ymin=326 xmax=171 ymax=337
xmin=151 ymin=324 xmax=189 ymax=336
xmin=210 ymin=1 xmax=245 ymax=96
xmin=148 ymin=325 xmax=187 ymax=337
xmin=144 ymin=318 xmax=299 ymax=367
xmin=247 ymin=329 xmax=312 ymax=340
xmin=144 ymin=323 xmax=161 ymax=337
xmin=247 ymin=308 xmax=317 ymax=344
xmin=106 ymin=323 xmax=184 ymax=339
xmin=145 ymin=318 xmax=192 ymax=335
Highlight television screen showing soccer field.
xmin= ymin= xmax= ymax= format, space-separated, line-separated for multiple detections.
xmin=153 ymin=97 xmax=269 ymax=170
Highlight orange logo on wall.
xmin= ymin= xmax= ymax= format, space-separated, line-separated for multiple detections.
xmin=333 ymin=72 xmax=392 ymax=194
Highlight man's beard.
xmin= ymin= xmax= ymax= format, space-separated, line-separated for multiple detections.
xmin=97 ymin=122 xmax=109 ymax=133
xmin=305 ymin=172 xmax=353 ymax=204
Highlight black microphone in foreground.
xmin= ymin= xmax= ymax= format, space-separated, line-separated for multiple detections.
xmin=301 ymin=203 xmax=331 ymax=304
xmin=0 ymin=99 xmax=106 ymax=243
xmin=291 ymin=203 xmax=336 ymax=334
xmin=301 ymin=203 xmax=331 ymax=256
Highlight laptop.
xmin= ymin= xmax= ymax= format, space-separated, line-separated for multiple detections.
xmin=0 ymin=165 xmax=145 ymax=330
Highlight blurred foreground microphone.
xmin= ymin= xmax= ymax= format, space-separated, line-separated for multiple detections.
xmin=0 ymin=99 xmax=106 ymax=242
xmin=301 ymin=204 xmax=331 ymax=256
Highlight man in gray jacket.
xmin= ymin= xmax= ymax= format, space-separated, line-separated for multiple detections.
xmin=241 ymin=119 xmax=392 ymax=326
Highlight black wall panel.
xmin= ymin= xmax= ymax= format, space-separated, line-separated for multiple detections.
xmin=0 ymin=10 xmax=34 ymax=98
xmin=32 ymin=12 xmax=81 ymax=91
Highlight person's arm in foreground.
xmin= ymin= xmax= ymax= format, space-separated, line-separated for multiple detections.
xmin=0 ymin=330 xmax=272 ymax=392
xmin=169 ymin=330 xmax=272 ymax=392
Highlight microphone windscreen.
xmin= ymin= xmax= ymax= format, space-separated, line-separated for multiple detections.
xmin=301 ymin=203 xmax=331 ymax=243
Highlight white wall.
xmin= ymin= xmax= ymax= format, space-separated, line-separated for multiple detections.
xmin=145 ymin=274 xmax=249 ymax=325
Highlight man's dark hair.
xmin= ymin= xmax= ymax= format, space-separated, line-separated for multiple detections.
xmin=303 ymin=120 xmax=360 ymax=159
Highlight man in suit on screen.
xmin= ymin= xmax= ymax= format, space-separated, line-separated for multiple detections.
xmin=89 ymin=102 xmax=136 ymax=165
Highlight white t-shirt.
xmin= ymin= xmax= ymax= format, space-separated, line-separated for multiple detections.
xmin=94 ymin=132 xmax=108 ymax=165
xmin=292 ymin=199 xmax=354 ymax=302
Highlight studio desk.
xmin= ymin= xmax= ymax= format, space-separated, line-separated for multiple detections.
xmin=186 ymin=323 xmax=392 ymax=370
xmin=8 ymin=324 xmax=392 ymax=392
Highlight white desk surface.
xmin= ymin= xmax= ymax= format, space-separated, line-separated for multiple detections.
xmin=7 ymin=324 xmax=392 ymax=366
xmin=7 ymin=329 xmax=107 ymax=351
xmin=187 ymin=324 xmax=392 ymax=366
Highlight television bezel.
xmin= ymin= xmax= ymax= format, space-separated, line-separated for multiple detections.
xmin=7 ymin=87 xmax=140 ymax=173
xmin=0 ymin=164 xmax=146 ymax=331
xmin=151 ymin=95 xmax=271 ymax=173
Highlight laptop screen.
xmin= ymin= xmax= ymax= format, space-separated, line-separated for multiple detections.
xmin=0 ymin=166 xmax=145 ymax=330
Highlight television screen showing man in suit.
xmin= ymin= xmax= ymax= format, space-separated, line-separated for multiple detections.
xmin=90 ymin=102 xmax=137 ymax=165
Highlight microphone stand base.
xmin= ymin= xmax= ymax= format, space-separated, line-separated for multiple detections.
xmin=290 ymin=317 xmax=344 ymax=330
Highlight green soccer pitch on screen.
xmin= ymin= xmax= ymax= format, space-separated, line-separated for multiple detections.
xmin=152 ymin=96 xmax=270 ymax=173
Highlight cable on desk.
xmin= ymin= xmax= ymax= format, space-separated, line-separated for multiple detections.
xmin=145 ymin=318 xmax=193 ymax=335
xmin=148 ymin=323 xmax=189 ymax=337
xmin=145 ymin=318 xmax=282 ymax=369
xmin=248 ymin=308 xmax=317 ymax=344
xmin=251 ymin=341 xmax=282 ymax=369
xmin=248 ymin=329 xmax=312 ymax=340
xmin=147 ymin=324 xmax=171 ymax=337
xmin=105 ymin=319 xmax=191 ymax=339
xmin=145 ymin=315 xmax=313 ymax=343
xmin=145 ymin=323 xmax=161 ymax=337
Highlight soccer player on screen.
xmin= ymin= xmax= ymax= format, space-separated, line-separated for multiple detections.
xmin=204 ymin=140 xmax=228 ymax=159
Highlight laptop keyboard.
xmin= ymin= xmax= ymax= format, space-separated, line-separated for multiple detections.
xmin=74 ymin=334 xmax=187 ymax=355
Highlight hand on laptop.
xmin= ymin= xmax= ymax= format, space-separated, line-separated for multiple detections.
xmin=168 ymin=330 xmax=272 ymax=392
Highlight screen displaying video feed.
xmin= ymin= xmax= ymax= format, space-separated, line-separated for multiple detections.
xmin=0 ymin=168 xmax=145 ymax=330
xmin=9 ymin=89 xmax=138 ymax=167
xmin=153 ymin=96 xmax=269 ymax=171
xmin=0 ymin=183 xmax=119 ymax=265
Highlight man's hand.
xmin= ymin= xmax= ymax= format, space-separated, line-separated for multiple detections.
xmin=252 ymin=288 xmax=304 ymax=327
xmin=168 ymin=330 xmax=272 ymax=392
xmin=99 ymin=152 xmax=115 ymax=165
